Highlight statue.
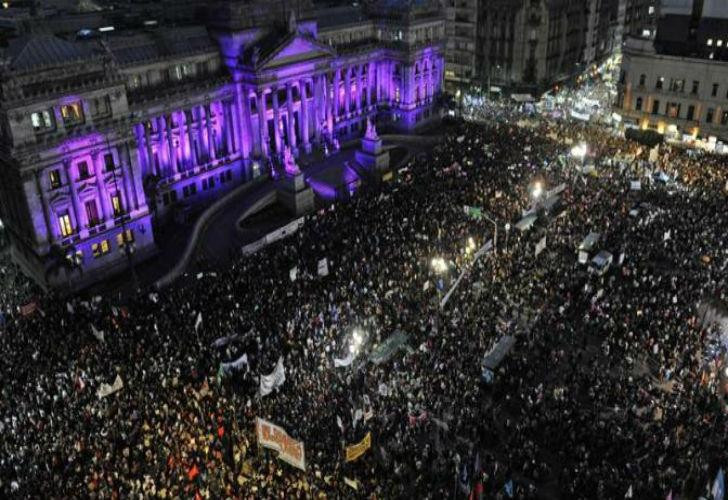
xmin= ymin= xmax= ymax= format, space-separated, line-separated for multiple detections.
xmin=282 ymin=146 xmax=301 ymax=176
xmin=364 ymin=117 xmax=379 ymax=141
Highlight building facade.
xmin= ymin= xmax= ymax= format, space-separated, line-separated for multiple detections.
xmin=475 ymin=0 xmax=615 ymax=93
xmin=617 ymin=0 xmax=728 ymax=142
xmin=0 ymin=0 xmax=445 ymax=290
xmin=443 ymin=0 xmax=478 ymax=90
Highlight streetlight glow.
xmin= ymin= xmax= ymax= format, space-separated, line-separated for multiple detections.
xmin=431 ymin=257 xmax=448 ymax=274
xmin=532 ymin=181 xmax=543 ymax=199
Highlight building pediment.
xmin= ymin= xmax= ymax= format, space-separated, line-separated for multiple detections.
xmin=254 ymin=33 xmax=335 ymax=70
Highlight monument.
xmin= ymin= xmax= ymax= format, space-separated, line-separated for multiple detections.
xmin=355 ymin=118 xmax=390 ymax=173
xmin=276 ymin=146 xmax=315 ymax=215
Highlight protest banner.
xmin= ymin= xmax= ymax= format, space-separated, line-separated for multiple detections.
xmin=345 ymin=432 xmax=371 ymax=462
xmin=369 ymin=332 xmax=409 ymax=365
xmin=317 ymin=258 xmax=329 ymax=277
xmin=259 ymin=356 xmax=285 ymax=396
xmin=97 ymin=374 xmax=124 ymax=399
xmin=256 ymin=417 xmax=306 ymax=471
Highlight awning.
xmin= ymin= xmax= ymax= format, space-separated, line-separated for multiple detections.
xmin=511 ymin=93 xmax=534 ymax=103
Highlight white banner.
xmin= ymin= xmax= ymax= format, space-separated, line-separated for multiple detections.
xmin=256 ymin=417 xmax=306 ymax=471
xmin=259 ymin=356 xmax=286 ymax=397
xmin=630 ymin=180 xmax=641 ymax=191
xmin=317 ymin=258 xmax=329 ymax=277
xmin=545 ymin=183 xmax=566 ymax=199
xmin=334 ymin=351 xmax=354 ymax=368
xmin=97 ymin=374 xmax=124 ymax=399
xmin=535 ymin=236 xmax=546 ymax=257
xmin=220 ymin=353 xmax=249 ymax=375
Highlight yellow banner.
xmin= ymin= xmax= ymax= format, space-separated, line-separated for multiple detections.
xmin=345 ymin=432 xmax=371 ymax=462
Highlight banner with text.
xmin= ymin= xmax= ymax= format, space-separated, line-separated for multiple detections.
xmin=345 ymin=432 xmax=372 ymax=462
xmin=256 ymin=417 xmax=306 ymax=471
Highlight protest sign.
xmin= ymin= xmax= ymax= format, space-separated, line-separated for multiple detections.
xmin=256 ymin=417 xmax=306 ymax=470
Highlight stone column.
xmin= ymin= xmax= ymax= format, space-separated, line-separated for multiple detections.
xmin=223 ymin=101 xmax=233 ymax=156
xmin=299 ymin=79 xmax=310 ymax=152
xmin=272 ymin=87 xmax=282 ymax=154
xmin=312 ymin=75 xmax=321 ymax=142
xmin=241 ymin=91 xmax=254 ymax=157
xmin=157 ymin=115 xmax=173 ymax=177
xmin=185 ymin=110 xmax=196 ymax=167
xmin=175 ymin=110 xmax=187 ymax=169
xmin=122 ymin=143 xmax=141 ymax=210
xmin=205 ymin=103 xmax=216 ymax=161
xmin=257 ymin=89 xmax=268 ymax=157
xmin=144 ymin=120 xmax=156 ymax=175
xmin=64 ymin=159 xmax=85 ymax=230
xmin=333 ymin=69 xmax=340 ymax=119
xmin=367 ymin=62 xmax=374 ymax=108
xmin=344 ymin=66 xmax=351 ymax=116
xmin=164 ymin=114 xmax=179 ymax=175
xmin=125 ymin=143 xmax=144 ymax=210
xmin=376 ymin=62 xmax=382 ymax=103
xmin=91 ymin=151 xmax=110 ymax=222
xmin=285 ymin=83 xmax=297 ymax=150
xmin=195 ymin=106 xmax=206 ymax=163
xmin=116 ymin=144 xmax=134 ymax=214
xmin=356 ymin=64 xmax=363 ymax=112
xmin=34 ymin=170 xmax=53 ymax=244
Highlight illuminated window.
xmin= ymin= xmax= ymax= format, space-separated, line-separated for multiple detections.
xmin=655 ymin=77 xmax=664 ymax=90
xmin=31 ymin=110 xmax=54 ymax=131
xmin=707 ymin=39 xmax=714 ymax=46
xmin=718 ymin=40 xmax=724 ymax=47
xmin=58 ymin=212 xmax=73 ymax=237
xmin=648 ymin=6 xmax=654 ymax=14
xmin=129 ymin=74 xmax=142 ymax=89
xmin=49 ymin=169 xmax=62 ymax=189
xmin=92 ymin=239 xmax=110 ymax=258
xmin=111 ymin=193 xmax=123 ymax=216
xmin=116 ymin=229 xmax=134 ymax=247
xmin=60 ymin=102 xmax=84 ymax=126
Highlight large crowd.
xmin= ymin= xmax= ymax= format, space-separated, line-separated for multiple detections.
xmin=0 ymin=101 xmax=727 ymax=499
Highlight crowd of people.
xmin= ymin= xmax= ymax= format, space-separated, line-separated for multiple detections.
xmin=0 ymin=97 xmax=727 ymax=499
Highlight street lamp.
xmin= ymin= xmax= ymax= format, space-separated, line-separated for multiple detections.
xmin=431 ymin=257 xmax=448 ymax=274
xmin=531 ymin=181 xmax=543 ymax=200
xmin=504 ymin=223 xmax=511 ymax=253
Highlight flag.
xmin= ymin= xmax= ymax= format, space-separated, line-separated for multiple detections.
xmin=504 ymin=479 xmax=514 ymax=498
xmin=90 ymin=324 xmax=104 ymax=342
xmin=625 ymin=485 xmax=633 ymax=498
xmin=289 ymin=267 xmax=298 ymax=281
xmin=194 ymin=312 xmax=203 ymax=332
xmin=713 ymin=468 xmax=725 ymax=500
xmin=343 ymin=477 xmax=358 ymax=490
xmin=535 ymin=235 xmax=546 ymax=257
xmin=458 ymin=462 xmax=470 ymax=494
xmin=317 ymin=258 xmax=329 ymax=277
xmin=20 ymin=301 xmax=38 ymax=317
xmin=259 ymin=356 xmax=285 ymax=397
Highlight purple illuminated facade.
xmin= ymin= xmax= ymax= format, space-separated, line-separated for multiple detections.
xmin=0 ymin=0 xmax=444 ymax=290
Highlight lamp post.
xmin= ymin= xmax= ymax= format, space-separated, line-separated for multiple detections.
xmin=504 ymin=223 xmax=511 ymax=253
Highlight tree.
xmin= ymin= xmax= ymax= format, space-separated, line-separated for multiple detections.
xmin=44 ymin=244 xmax=83 ymax=291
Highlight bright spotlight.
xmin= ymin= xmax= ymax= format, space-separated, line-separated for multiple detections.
xmin=532 ymin=181 xmax=543 ymax=199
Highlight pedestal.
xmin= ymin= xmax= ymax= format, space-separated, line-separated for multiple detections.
xmin=355 ymin=136 xmax=390 ymax=172
xmin=276 ymin=172 xmax=315 ymax=216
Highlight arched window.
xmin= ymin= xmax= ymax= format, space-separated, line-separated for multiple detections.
xmin=635 ymin=97 xmax=643 ymax=111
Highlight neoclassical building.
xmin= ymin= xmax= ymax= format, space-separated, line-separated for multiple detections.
xmin=0 ymin=0 xmax=445 ymax=290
